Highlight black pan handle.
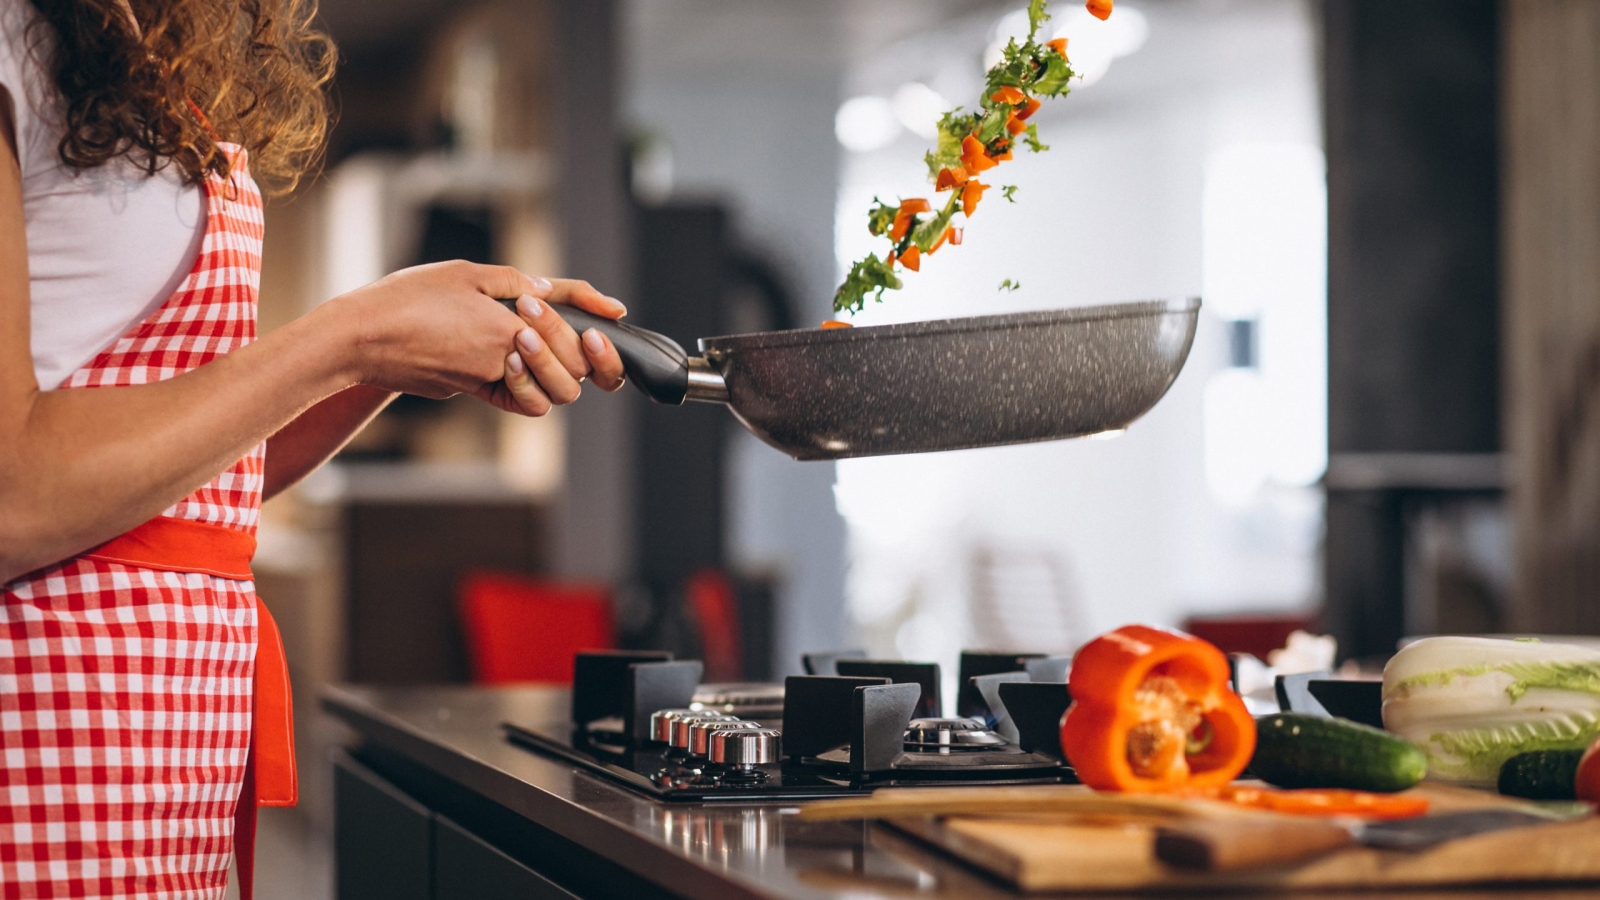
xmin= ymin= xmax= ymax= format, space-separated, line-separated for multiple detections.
xmin=497 ymin=299 xmax=689 ymax=405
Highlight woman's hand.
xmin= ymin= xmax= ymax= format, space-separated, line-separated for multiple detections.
xmin=479 ymin=277 xmax=629 ymax=416
xmin=328 ymin=262 xmax=626 ymax=415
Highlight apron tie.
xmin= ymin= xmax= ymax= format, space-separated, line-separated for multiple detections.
xmin=87 ymin=516 xmax=297 ymax=900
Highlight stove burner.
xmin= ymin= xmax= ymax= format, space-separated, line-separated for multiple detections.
xmin=503 ymin=648 xmax=1077 ymax=802
xmin=903 ymin=717 xmax=1009 ymax=752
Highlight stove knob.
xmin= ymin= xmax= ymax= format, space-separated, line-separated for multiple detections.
xmin=648 ymin=708 xmax=701 ymax=744
xmin=669 ymin=714 xmax=735 ymax=749
xmin=688 ymin=719 xmax=750 ymax=757
xmin=709 ymin=727 xmax=781 ymax=768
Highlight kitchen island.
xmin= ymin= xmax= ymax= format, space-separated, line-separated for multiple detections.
xmin=322 ymin=684 xmax=1597 ymax=900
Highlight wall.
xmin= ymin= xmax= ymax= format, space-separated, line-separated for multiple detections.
xmin=1503 ymin=0 xmax=1600 ymax=634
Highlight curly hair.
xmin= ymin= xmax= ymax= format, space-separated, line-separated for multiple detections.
xmin=24 ymin=0 xmax=335 ymax=196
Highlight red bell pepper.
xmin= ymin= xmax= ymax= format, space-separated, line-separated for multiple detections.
xmin=1061 ymin=625 xmax=1256 ymax=792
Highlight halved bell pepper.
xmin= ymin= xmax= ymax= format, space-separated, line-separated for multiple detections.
xmin=1061 ymin=625 xmax=1256 ymax=792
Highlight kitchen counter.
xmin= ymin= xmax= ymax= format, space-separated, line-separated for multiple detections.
xmin=322 ymin=684 xmax=1597 ymax=900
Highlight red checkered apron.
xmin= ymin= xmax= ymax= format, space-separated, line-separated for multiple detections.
xmin=0 ymin=145 xmax=291 ymax=899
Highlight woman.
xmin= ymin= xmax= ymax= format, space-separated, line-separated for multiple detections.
xmin=0 ymin=0 xmax=626 ymax=895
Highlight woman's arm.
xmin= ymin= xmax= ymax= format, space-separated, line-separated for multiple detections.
xmin=260 ymin=280 xmax=630 ymax=501
xmin=262 ymin=385 xmax=396 ymax=500
xmin=0 ymin=124 xmax=625 ymax=581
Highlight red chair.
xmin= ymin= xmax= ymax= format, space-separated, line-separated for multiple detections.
xmin=686 ymin=569 xmax=742 ymax=682
xmin=1182 ymin=611 xmax=1321 ymax=661
xmin=456 ymin=571 xmax=615 ymax=685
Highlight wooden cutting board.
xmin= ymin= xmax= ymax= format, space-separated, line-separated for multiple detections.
xmin=882 ymin=784 xmax=1600 ymax=893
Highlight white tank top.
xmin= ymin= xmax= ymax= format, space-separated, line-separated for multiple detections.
xmin=0 ymin=0 xmax=205 ymax=390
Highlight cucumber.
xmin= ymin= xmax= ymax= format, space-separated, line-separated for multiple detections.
xmin=1251 ymin=713 xmax=1426 ymax=792
xmin=1498 ymin=750 xmax=1583 ymax=800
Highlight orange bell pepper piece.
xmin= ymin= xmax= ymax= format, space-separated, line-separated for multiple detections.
xmin=928 ymin=226 xmax=954 ymax=255
xmin=948 ymin=227 xmax=963 ymax=245
xmin=899 ymin=198 xmax=932 ymax=214
xmin=1060 ymin=625 xmax=1256 ymax=793
xmin=961 ymin=181 xmax=988 ymax=218
xmin=990 ymin=86 xmax=1026 ymax=106
xmin=820 ymin=320 xmax=854 ymax=330
xmin=890 ymin=206 xmax=923 ymax=243
xmin=899 ymin=244 xmax=921 ymax=272
xmin=1215 ymin=786 xmax=1429 ymax=820
xmin=1005 ymin=113 xmax=1026 ymax=136
xmin=935 ymin=166 xmax=968 ymax=192
xmin=885 ymin=250 xmax=897 ymax=267
xmin=1086 ymin=0 xmax=1113 ymax=21
xmin=1047 ymin=37 xmax=1069 ymax=57
xmin=1017 ymin=97 xmax=1043 ymax=121
xmin=960 ymin=134 xmax=998 ymax=173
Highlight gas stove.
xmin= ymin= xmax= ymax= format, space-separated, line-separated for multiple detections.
xmin=501 ymin=650 xmax=1077 ymax=802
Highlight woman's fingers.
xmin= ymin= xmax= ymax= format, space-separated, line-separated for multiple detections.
xmin=546 ymin=278 xmax=627 ymax=320
xmin=514 ymin=294 xmax=589 ymax=380
xmin=582 ymin=328 xmax=627 ymax=392
xmin=493 ymin=350 xmax=552 ymax=416
xmin=466 ymin=262 xmax=554 ymax=306
xmin=515 ymin=326 xmax=583 ymax=405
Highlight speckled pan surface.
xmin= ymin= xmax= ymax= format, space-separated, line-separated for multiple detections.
xmin=700 ymin=298 xmax=1200 ymax=460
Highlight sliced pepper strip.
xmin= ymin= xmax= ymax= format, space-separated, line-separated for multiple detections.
xmin=1017 ymin=97 xmax=1043 ymax=121
xmin=899 ymin=244 xmax=922 ymax=272
xmin=935 ymin=166 xmax=968 ymax=192
xmin=899 ymin=198 xmax=932 ymax=214
xmin=1061 ymin=625 xmax=1256 ymax=793
xmin=961 ymin=180 xmax=988 ymax=218
xmin=1087 ymin=0 xmax=1113 ymax=22
xmin=889 ymin=210 xmax=916 ymax=242
xmin=1214 ymin=786 xmax=1430 ymax=821
xmin=928 ymin=226 xmax=954 ymax=255
xmin=1047 ymin=37 xmax=1069 ymax=57
xmin=961 ymin=135 xmax=998 ymax=173
xmin=990 ymin=86 xmax=1026 ymax=105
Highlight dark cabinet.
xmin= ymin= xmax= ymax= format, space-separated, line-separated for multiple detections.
xmin=434 ymin=815 xmax=580 ymax=900
xmin=334 ymin=755 xmax=433 ymax=900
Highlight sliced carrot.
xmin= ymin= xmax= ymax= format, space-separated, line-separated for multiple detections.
xmin=962 ymin=181 xmax=988 ymax=217
xmin=961 ymin=134 xmax=998 ymax=173
xmin=899 ymin=244 xmax=922 ymax=272
xmin=1005 ymin=113 xmax=1026 ymax=136
xmin=1017 ymin=97 xmax=1042 ymax=121
xmin=820 ymin=320 xmax=853 ymax=330
xmin=1047 ymin=37 xmax=1069 ymax=56
xmin=935 ymin=166 xmax=968 ymax=192
xmin=899 ymin=198 xmax=932 ymax=214
xmin=990 ymin=86 xmax=1026 ymax=106
xmin=1086 ymin=0 xmax=1112 ymax=22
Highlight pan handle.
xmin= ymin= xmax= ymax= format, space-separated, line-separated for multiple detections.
xmin=496 ymin=299 xmax=692 ymax=405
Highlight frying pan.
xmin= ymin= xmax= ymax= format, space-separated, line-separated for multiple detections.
xmin=502 ymin=297 xmax=1200 ymax=460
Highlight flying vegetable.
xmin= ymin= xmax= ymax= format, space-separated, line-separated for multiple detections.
xmin=833 ymin=0 xmax=1112 ymax=314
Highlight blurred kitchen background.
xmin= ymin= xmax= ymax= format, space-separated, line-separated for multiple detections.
xmin=241 ymin=0 xmax=1600 ymax=896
